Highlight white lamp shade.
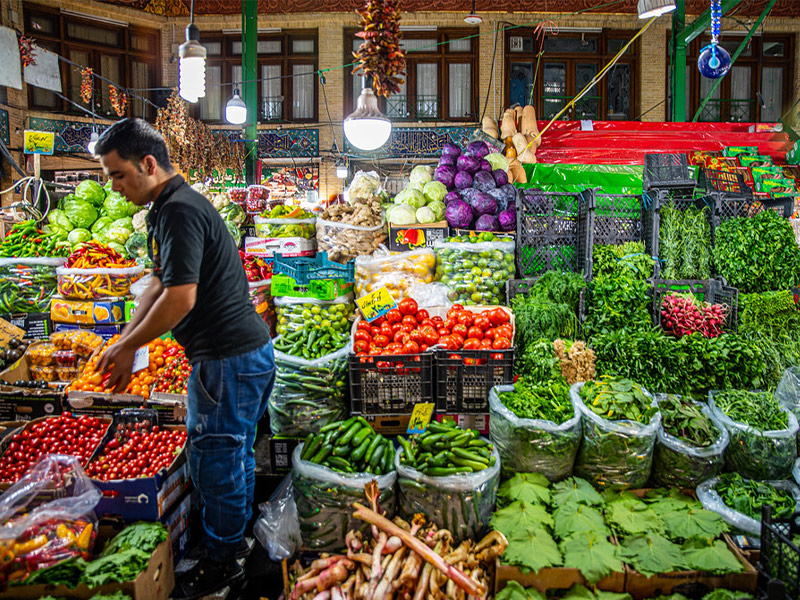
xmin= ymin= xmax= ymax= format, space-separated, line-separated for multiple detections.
xmin=225 ymin=93 xmax=247 ymax=124
xmin=343 ymin=87 xmax=392 ymax=151
xmin=179 ymin=40 xmax=207 ymax=103
xmin=638 ymin=0 xmax=677 ymax=18
xmin=336 ymin=164 xmax=348 ymax=179
xmin=87 ymin=132 xmax=99 ymax=154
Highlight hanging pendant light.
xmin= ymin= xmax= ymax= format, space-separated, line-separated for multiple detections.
xmin=179 ymin=0 xmax=206 ymax=103
xmin=225 ymin=89 xmax=247 ymax=124
xmin=637 ymin=0 xmax=677 ymax=18
xmin=344 ymin=87 xmax=392 ymax=152
xmin=698 ymin=0 xmax=731 ymax=79
xmin=87 ymin=131 xmax=99 ymax=154
xmin=464 ymin=0 xmax=482 ymax=24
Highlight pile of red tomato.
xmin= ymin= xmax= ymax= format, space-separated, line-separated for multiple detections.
xmin=353 ymin=298 xmax=513 ymax=357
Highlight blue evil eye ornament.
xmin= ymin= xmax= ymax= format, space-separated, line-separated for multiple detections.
xmin=698 ymin=44 xmax=731 ymax=79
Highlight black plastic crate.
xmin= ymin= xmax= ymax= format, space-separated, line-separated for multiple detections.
xmin=435 ymin=349 xmax=514 ymax=413
xmin=643 ymin=153 xmax=695 ymax=191
xmin=577 ymin=190 xmax=644 ymax=279
xmin=651 ymin=278 xmax=739 ymax=332
xmin=759 ymin=505 xmax=800 ymax=600
xmin=756 ymin=197 xmax=796 ymax=219
xmin=516 ymin=189 xmax=583 ymax=277
xmin=349 ymin=352 xmax=434 ymax=415
xmin=699 ymin=168 xmax=754 ymax=198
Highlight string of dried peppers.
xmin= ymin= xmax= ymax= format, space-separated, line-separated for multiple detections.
xmin=352 ymin=0 xmax=407 ymax=98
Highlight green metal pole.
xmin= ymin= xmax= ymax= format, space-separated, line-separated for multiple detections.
xmin=670 ymin=0 xmax=686 ymax=121
xmin=242 ymin=0 xmax=258 ymax=184
xmin=692 ymin=0 xmax=777 ymax=122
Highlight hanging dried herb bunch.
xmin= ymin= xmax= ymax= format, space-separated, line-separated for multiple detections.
xmin=18 ymin=34 xmax=37 ymax=68
xmin=352 ymin=0 xmax=406 ymax=97
xmin=109 ymin=85 xmax=127 ymax=117
xmin=80 ymin=68 xmax=93 ymax=104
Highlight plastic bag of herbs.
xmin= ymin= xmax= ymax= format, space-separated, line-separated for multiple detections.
xmin=697 ymin=471 xmax=800 ymax=536
xmin=708 ymin=389 xmax=799 ymax=480
xmin=489 ymin=380 xmax=581 ymax=482
xmin=571 ymin=377 xmax=661 ymax=489
xmin=651 ymin=394 xmax=729 ymax=488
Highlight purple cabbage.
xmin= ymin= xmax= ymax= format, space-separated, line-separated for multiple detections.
xmin=479 ymin=159 xmax=492 ymax=173
xmin=492 ymin=169 xmax=508 ymax=187
xmin=441 ymin=142 xmax=462 ymax=158
xmin=498 ymin=209 xmax=516 ymax=232
xmin=507 ymin=200 xmax=517 ymax=214
xmin=475 ymin=214 xmax=500 ymax=232
xmin=454 ymin=171 xmax=473 ymax=190
xmin=446 ymin=200 xmax=473 ymax=228
xmin=471 ymin=191 xmax=498 ymax=217
xmin=466 ymin=141 xmax=490 ymax=159
xmin=438 ymin=154 xmax=457 ymax=167
xmin=472 ymin=171 xmax=497 ymax=193
xmin=487 ymin=188 xmax=509 ymax=212
xmin=444 ymin=191 xmax=461 ymax=206
xmin=434 ymin=165 xmax=457 ymax=189
xmin=456 ymin=154 xmax=481 ymax=174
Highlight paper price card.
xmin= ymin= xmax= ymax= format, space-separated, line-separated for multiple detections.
xmin=407 ymin=403 xmax=435 ymax=434
xmin=356 ymin=286 xmax=397 ymax=323
xmin=132 ymin=346 xmax=149 ymax=373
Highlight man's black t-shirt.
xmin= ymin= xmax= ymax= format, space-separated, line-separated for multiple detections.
xmin=146 ymin=175 xmax=268 ymax=362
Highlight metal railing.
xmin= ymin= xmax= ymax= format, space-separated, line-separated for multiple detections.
xmin=385 ymin=95 xmax=440 ymax=120
xmin=698 ymin=98 xmax=757 ymax=122
xmin=261 ymin=96 xmax=284 ymax=121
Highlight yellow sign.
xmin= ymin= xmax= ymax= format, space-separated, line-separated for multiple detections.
xmin=407 ymin=403 xmax=435 ymax=434
xmin=355 ymin=286 xmax=397 ymax=323
xmin=23 ymin=131 xmax=55 ymax=155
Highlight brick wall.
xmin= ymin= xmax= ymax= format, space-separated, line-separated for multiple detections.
xmin=1 ymin=0 xmax=798 ymax=200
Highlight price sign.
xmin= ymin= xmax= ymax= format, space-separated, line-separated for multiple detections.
xmin=356 ymin=287 xmax=397 ymax=323
xmin=407 ymin=403 xmax=435 ymax=434
xmin=23 ymin=130 xmax=55 ymax=155
xmin=132 ymin=346 xmax=149 ymax=373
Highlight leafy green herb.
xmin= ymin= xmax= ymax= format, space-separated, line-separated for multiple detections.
xmin=560 ymin=531 xmax=623 ymax=584
xmin=680 ymin=538 xmax=743 ymax=574
xmin=715 ymin=472 xmax=796 ymax=521
xmin=496 ymin=581 xmax=547 ymax=600
xmin=515 ymin=339 xmax=562 ymax=382
xmin=619 ymin=533 xmax=684 ymax=576
xmin=552 ymin=477 xmax=604 ymax=507
xmin=740 ymin=291 xmax=800 ymax=336
xmin=658 ymin=395 xmax=719 ymax=446
xmin=81 ymin=548 xmax=152 ymax=587
xmin=497 ymin=472 xmax=551 ymax=507
xmin=713 ymin=209 xmax=800 ymax=293
xmin=659 ymin=203 xmax=712 ymax=280
xmin=20 ymin=557 xmax=87 ymax=588
xmin=499 ymin=377 xmax=573 ymax=423
xmin=580 ymin=377 xmax=657 ymax=423
xmin=100 ymin=522 xmax=167 ymax=558
xmin=714 ymin=389 xmax=788 ymax=431
xmin=563 ymin=586 xmax=632 ymax=600
xmin=593 ymin=242 xmax=655 ymax=280
xmin=503 ymin=528 xmax=563 ymax=574
xmin=491 ymin=500 xmax=553 ymax=536
xmin=585 ymin=274 xmax=652 ymax=337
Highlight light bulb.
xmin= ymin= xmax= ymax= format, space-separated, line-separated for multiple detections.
xmin=637 ymin=0 xmax=676 ymax=18
xmin=343 ymin=87 xmax=392 ymax=151
xmin=87 ymin=132 xmax=99 ymax=154
xmin=179 ymin=25 xmax=207 ymax=103
xmin=336 ymin=163 xmax=348 ymax=179
xmin=225 ymin=92 xmax=247 ymax=125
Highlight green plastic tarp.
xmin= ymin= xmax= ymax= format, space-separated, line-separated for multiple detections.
xmin=518 ymin=163 xmax=644 ymax=195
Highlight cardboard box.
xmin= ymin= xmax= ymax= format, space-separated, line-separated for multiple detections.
xmin=0 ymin=312 xmax=53 ymax=339
xmin=66 ymin=391 xmax=187 ymax=426
xmin=162 ymin=490 xmax=196 ymax=562
xmin=244 ymin=236 xmax=315 ymax=258
xmin=0 ymin=355 xmax=63 ymax=420
xmin=51 ymin=297 xmax=127 ymax=325
xmin=92 ymin=425 xmax=190 ymax=521
xmin=436 ymin=413 xmax=490 ymax=435
xmin=388 ymin=221 xmax=449 ymax=251
xmin=0 ymin=538 xmax=174 ymax=600
xmin=495 ymin=560 xmax=627 ymax=595
xmin=359 ymin=413 xmax=414 ymax=436
xmin=624 ymin=535 xmax=757 ymax=600
xmin=54 ymin=323 xmax=125 ymax=341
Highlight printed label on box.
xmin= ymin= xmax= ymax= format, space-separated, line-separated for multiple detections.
xmin=356 ymin=287 xmax=397 ymax=322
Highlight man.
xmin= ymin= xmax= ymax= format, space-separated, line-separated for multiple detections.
xmin=94 ymin=118 xmax=274 ymax=599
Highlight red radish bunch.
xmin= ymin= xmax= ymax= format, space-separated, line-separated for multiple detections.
xmin=661 ymin=293 xmax=728 ymax=338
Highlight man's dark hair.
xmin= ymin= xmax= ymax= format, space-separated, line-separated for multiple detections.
xmin=94 ymin=118 xmax=173 ymax=172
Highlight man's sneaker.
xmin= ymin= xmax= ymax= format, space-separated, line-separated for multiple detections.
xmin=185 ymin=538 xmax=254 ymax=561
xmin=172 ymin=556 xmax=244 ymax=600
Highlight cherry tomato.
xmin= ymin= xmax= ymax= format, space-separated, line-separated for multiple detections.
xmin=398 ymin=298 xmax=418 ymax=316
xmin=385 ymin=309 xmax=403 ymax=324
xmin=467 ymin=326 xmax=484 ymax=340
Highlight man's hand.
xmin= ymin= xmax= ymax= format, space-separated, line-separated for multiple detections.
xmin=97 ymin=341 xmax=137 ymax=393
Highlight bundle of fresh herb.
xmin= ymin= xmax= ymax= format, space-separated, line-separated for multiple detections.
xmin=580 ymin=377 xmax=657 ymax=424
xmin=593 ymin=242 xmax=655 ymax=280
xmin=584 ymin=273 xmax=652 ymax=338
xmin=659 ymin=204 xmax=712 ymax=280
xmin=715 ymin=472 xmax=796 ymax=521
xmin=740 ymin=290 xmax=800 ymax=336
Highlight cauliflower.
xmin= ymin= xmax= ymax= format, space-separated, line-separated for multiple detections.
xmin=132 ymin=209 xmax=148 ymax=233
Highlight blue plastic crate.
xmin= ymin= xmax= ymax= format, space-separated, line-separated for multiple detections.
xmin=272 ymin=251 xmax=355 ymax=284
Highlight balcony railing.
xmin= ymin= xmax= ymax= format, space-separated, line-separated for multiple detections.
xmin=385 ymin=95 xmax=440 ymax=120
xmin=261 ymin=96 xmax=284 ymax=121
xmin=698 ymin=98 xmax=757 ymax=122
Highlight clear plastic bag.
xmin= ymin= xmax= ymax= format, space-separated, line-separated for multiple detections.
xmin=433 ymin=239 xmax=516 ymax=305
xmin=406 ymin=282 xmax=453 ymax=309
xmin=253 ymin=474 xmax=301 ymax=561
xmin=292 ymin=444 xmax=396 ymax=552
xmin=355 ymin=248 xmax=437 ymax=301
xmin=316 ymin=217 xmax=387 ymax=264
xmin=488 ymin=384 xmax=582 ymax=482
xmin=56 ymin=264 xmax=144 ymax=300
xmin=274 ymin=295 xmax=354 ymax=357
xmin=129 ymin=272 xmax=153 ymax=298
xmin=776 ymin=367 xmax=800 ymax=420
xmin=793 ymin=457 xmax=800 ymax=487
xmin=697 ymin=476 xmax=800 ymax=536
xmin=248 ymin=279 xmax=276 ymax=337
xmin=267 ymin=343 xmax=351 ymax=436
xmin=254 ymin=216 xmax=316 ymax=239
xmin=571 ymin=382 xmax=661 ymax=489
xmin=651 ymin=395 xmax=730 ymax=488
xmin=346 ymin=170 xmax=382 ymax=201
xmin=708 ymin=390 xmax=799 ymax=481
xmin=0 ymin=258 xmax=63 ymax=314
xmin=0 ymin=455 xmax=101 ymax=589
xmin=395 ymin=445 xmax=500 ymax=543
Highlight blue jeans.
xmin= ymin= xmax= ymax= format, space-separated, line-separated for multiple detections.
xmin=186 ymin=341 xmax=275 ymax=560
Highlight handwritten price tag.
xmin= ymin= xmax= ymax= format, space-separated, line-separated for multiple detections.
xmin=407 ymin=403 xmax=435 ymax=434
xmin=132 ymin=346 xmax=149 ymax=373
xmin=356 ymin=287 xmax=397 ymax=323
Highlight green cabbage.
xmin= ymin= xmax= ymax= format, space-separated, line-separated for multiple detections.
xmin=428 ymin=200 xmax=446 ymax=222
xmin=105 ymin=218 xmax=134 ymax=245
xmin=48 ymin=209 xmax=74 ymax=232
xmin=409 ymin=165 xmax=434 ymax=186
xmin=103 ymin=192 xmax=131 ymax=221
xmin=387 ymin=204 xmax=417 ymax=226
xmin=225 ymin=221 xmax=242 ymax=245
xmin=423 ymin=181 xmax=447 ymax=203
xmin=91 ymin=217 xmax=114 ymax=235
xmin=68 ymin=228 xmax=92 ymax=246
xmin=415 ymin=206 xmax=436 ymax=224
xmin=128 ymin=202 xmax=143 ymax=217
xmin=75 ymin=180 xmax=106 ymax=207
xmin=63 ymin=199 xmax=98 ymax=229
xmin=484 ymin=153 xmax=510 ymax=173
xmin=111 ymin=217 xmax=133 ymax=231
xmin=49 ymin=226 xmax=70 ymax=241
xmin=394 ymin=188 xmax=426 ymax=210
xmin=220 ymin=202 xmax=246 ymax=225
xmin=125 ymin=231 xmax=148 ymax=258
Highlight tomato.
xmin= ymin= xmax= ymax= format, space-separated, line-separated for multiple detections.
xmin=463 ymin=338 xmax=481 ymax=350
xmin=467 ymin=326 xmax=484 ymax=340
xmin=402 ymin=340 xmax=420 ymax=354
xmin=399 ymin=324 xmax=413 ymax=334
xmin=393 ymin=331 xmax=410 ymax=345
xmin=398 ymin=297 xmax=418 ymax=316
xmin=390 ymin=322 xmax=404 ymax=335
xmin=380 ymin=325 xmax=394 ymax=338
xmin=445 ymin=317 xmax=458 ymax=330
xmin=438 ymin=336 xmax=459 ymax=351
xmin=386 ymin=342 xmax=403 ymax=353
xmin=457 ymin=312 xmax=475 ymax=328
xmin=489 ymin=307 xmax=510 ymax=327
xmin=420 ymin=318 xmax=435 ymax=328
xmin=446 ymin=309 xmax=461 ymax=322
xmin=452 ymin=303 xmax=464 ymax=311
xmin=451 ymin=333 xmax=465 ymax=349
xmin=452 ymin=323 xmax=468 ymax=337
xmin=431 ymin=316 xmax=444 ymax=326
xmin=437 ymin=327 xmax=451 ymax=337
xmin=484 ymin=328 xmax=496 ymax=340
xmin=496 ymin=324 xmax=514 ymax=340
xmin=386 ymin=308 xmax=403 ymax=324
xmin=473 ymin=316 xmax=492 ymax=331
xmin=354 ymin=330 xmax=371 ymax=343
xmin=402 ymin=315 xmax=418 ymax=328
xmin=354 ymin=340 xmax=369 ymax=353
xmin=490 ymin=353 xmax=504 ymax=360
xmin=419 ymin=326 xmax=439 ymax=346
xmin=370 ymin=326 xmax=383 ymax=337
xmin=492 ymin=336 xmax=511 ymax=350
xmin=409 ymin=330 xmax=425 ymax=345
xmin=372 ymin=316 xmax=387 ymax=327
xmin=373 ymin=334 xmax=390 ymax=348
xmin=416 ymin=309 xmax=430 ymax=322
xmin=420 ymin=344 xmax=429 ymax=352
xmin=479 ymin=338 xmax=493 ymax=349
